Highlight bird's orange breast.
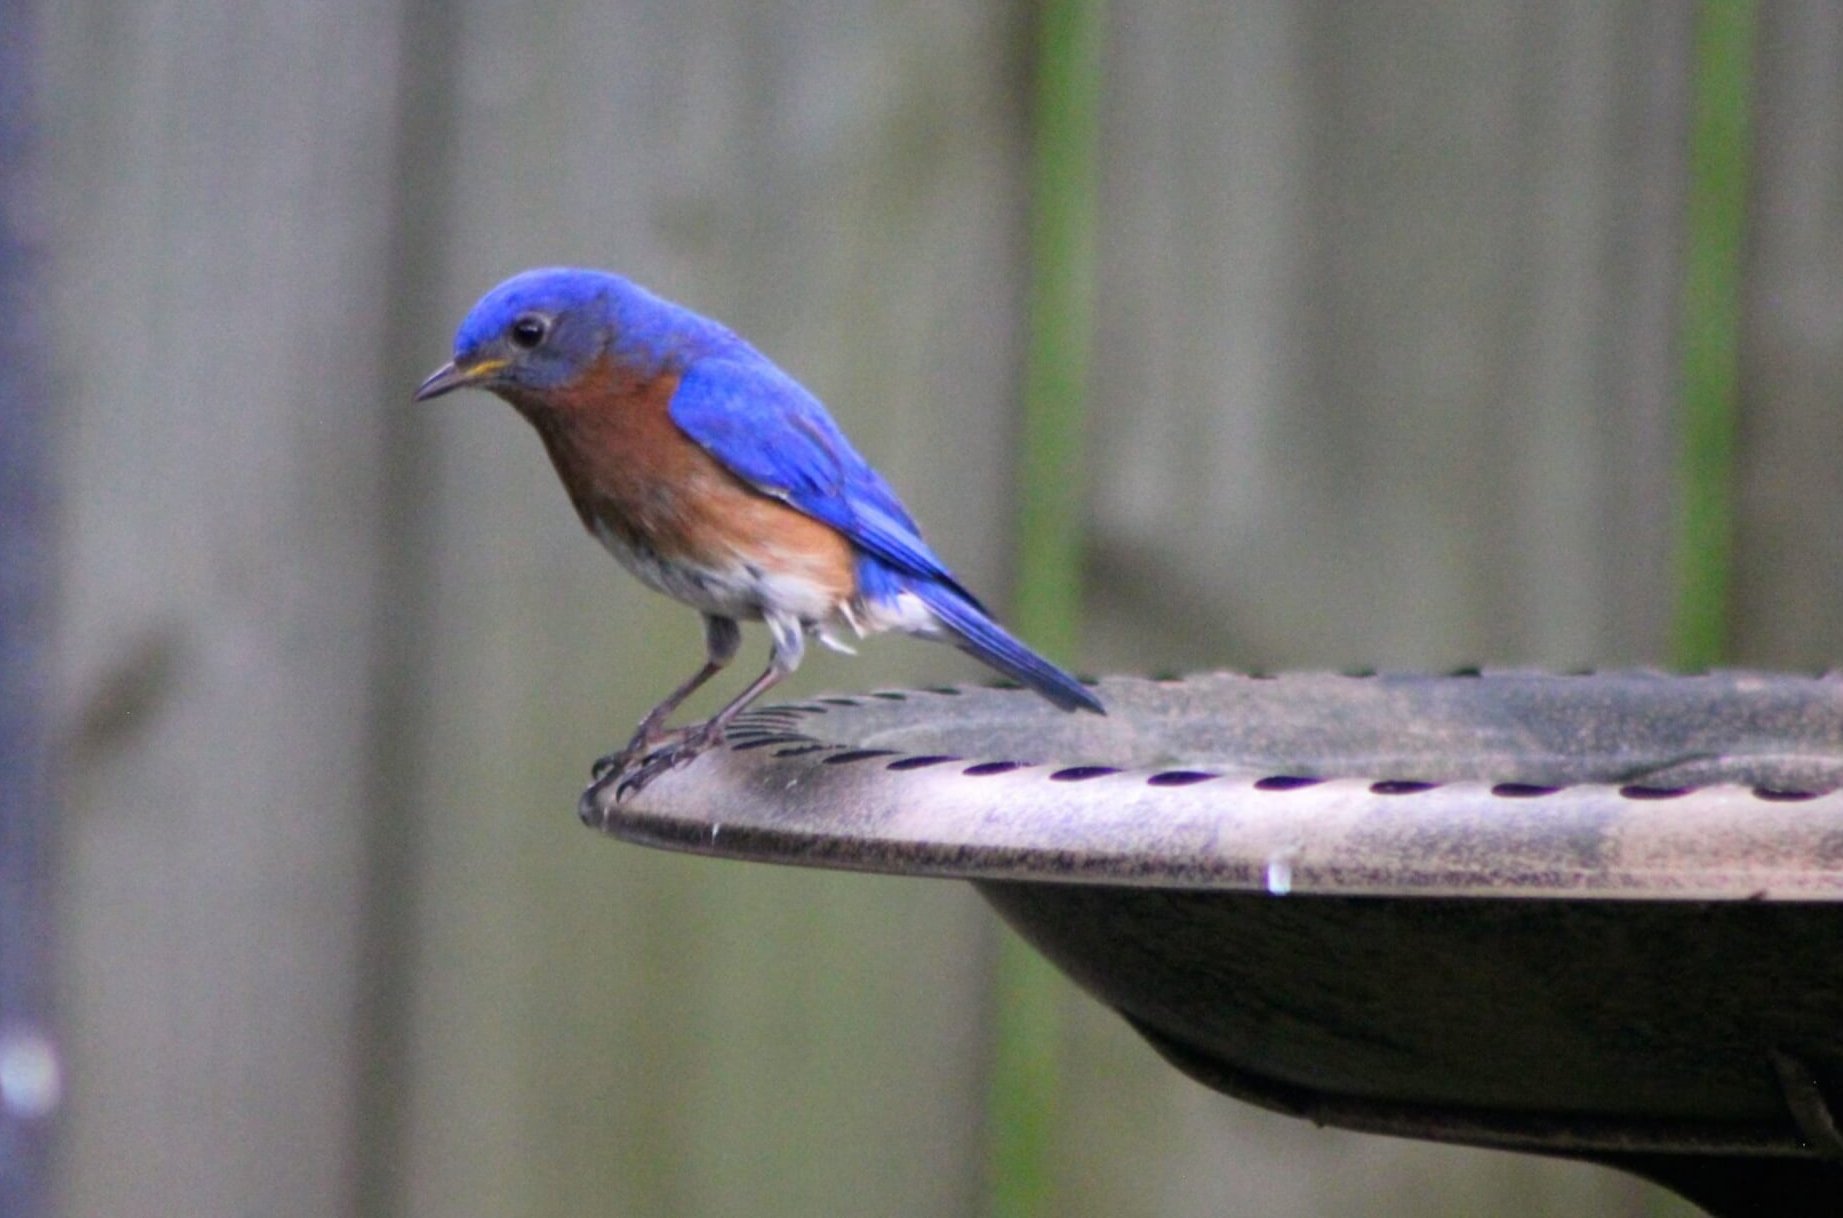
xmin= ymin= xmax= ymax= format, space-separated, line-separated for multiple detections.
xmin=507 ymin=357 xmax=857 ymax=608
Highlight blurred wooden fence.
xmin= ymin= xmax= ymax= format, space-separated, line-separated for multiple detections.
xmin=41 ymin=2 xmax=1843 ymax=1216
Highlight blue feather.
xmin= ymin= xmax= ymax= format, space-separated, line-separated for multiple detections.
xmin=901 ymin=573 xmax=1104 ymax=713
xmin=669 ymin=358 xmax=986 ymax=608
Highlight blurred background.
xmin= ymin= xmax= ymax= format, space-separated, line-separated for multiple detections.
xmin=7 ymin=0 xmax=1840 ymax=1215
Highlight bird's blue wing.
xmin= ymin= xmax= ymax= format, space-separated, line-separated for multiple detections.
xmin=671 ymin=354 xmax=1100 ymax=714
xmin=668 ymin=357 xmax=982 ymax=605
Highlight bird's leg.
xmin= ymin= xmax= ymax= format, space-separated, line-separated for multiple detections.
xmin=592 ymin=615 xmax=740 ymax=780
xmin=613 ymin=615 xmax=804 ymax=800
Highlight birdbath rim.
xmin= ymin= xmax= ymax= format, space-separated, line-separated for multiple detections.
xmin=585 ymin=668 xmax=1843 ymax=902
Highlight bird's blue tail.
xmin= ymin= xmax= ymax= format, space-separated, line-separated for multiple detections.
xmin=909 ymin=579 xmax=1104 ymax=714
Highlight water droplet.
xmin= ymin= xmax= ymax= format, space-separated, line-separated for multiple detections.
xmin=1265 ymin=849 xmax=1297 ymax=897
xmin=0 ymin=1028 xmax=61 ymax=1120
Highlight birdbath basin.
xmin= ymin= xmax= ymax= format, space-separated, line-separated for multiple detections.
xmin=583 ymin=670 xmax=1843 ymax=1217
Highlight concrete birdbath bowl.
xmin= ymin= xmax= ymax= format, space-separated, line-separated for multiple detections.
xmin=582 ymin=670 xmax=1843 ymax=1217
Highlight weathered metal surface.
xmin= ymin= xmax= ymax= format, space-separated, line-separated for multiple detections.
xmin=593 ymin=671 xmax=1843 ymax=900
xmin=596 ymin=670 xmax=1843 ymax=1216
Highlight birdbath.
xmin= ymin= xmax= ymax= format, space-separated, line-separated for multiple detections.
xmin=582 ymin=670 xmax=1843 ymax=1218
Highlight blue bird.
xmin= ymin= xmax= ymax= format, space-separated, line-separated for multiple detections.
xmin=417 ymin=268 xmax=1103 ymax=793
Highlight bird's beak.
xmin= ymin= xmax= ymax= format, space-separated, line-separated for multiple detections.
xmin=413 ymin=357 xmax=508 ymax=402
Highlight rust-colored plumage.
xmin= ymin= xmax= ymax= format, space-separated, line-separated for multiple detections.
xmin=508 ymin=355 xmax=857 ymax=610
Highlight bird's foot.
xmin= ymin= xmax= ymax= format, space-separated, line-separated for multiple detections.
xmin=610 ymin=747 xmax=693 ymax=802
xmin=585 ymin=721 xmax=726 ymax=809
xmin=591 ymin=744 xmax=640 ymax=784
xmin=590 ymin=722 xmax=688 ymax=782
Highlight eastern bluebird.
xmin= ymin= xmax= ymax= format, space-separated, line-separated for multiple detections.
xmin=417 ymin=268 xmax=1103 ymax=794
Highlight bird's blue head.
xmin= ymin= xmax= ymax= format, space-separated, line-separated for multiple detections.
xmin=414 ymin=267 xmax=717 ymax=404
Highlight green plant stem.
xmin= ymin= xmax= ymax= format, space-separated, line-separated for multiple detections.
xmin=1011 ymin=0 xmax=1104 ymax=659
xmin=985 ymin=936 xmax=1067 ymax=1218
xmin=1672 ymin=0 xmax=1756 ymax=671
xmin=986 ymin=1 xmax=1105 ymax=1216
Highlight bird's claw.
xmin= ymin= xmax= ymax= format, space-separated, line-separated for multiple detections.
xmin=590 ymin=746 xmax=638 ymax=783
xmin=590 ymin=722 xmax=686 ymax=782
xmin=611 ymin=742 xmax=702 ymax=801
xmin=583 ymin=723 xmax=725 ymax=816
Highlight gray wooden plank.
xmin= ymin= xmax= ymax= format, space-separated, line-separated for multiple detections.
xmin=1089 ymin=0 xmax=1685 ymax=676
xmin=0 ymin=7 xmax=61 ymax=1211
xmin=42 ymin=4 xmax=412 ymax=1216
xmin=1734 ymin=1 xmax=1843 ymax=669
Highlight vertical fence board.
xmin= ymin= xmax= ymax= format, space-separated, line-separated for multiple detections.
xmin=1089 ymin=1 xmax=1685 ymax=675
xmin=44 ymin=6 xmax=408 ymax=1216
xmin=0 ymin=4 xmax=59 ymax=1213
xmin=1734 ymin=2 xmax=1843 ymax=668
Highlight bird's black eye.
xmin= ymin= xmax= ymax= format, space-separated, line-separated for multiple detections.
xmin=509 ymin=314 xmax=548 ymax=349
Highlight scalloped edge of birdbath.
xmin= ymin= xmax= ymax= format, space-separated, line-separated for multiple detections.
xmin=587 ymin=670 xmax=1843 ymax=901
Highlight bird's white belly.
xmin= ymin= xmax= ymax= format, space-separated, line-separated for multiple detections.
xmin=592 ymin=519 xmax=846 ymax=630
